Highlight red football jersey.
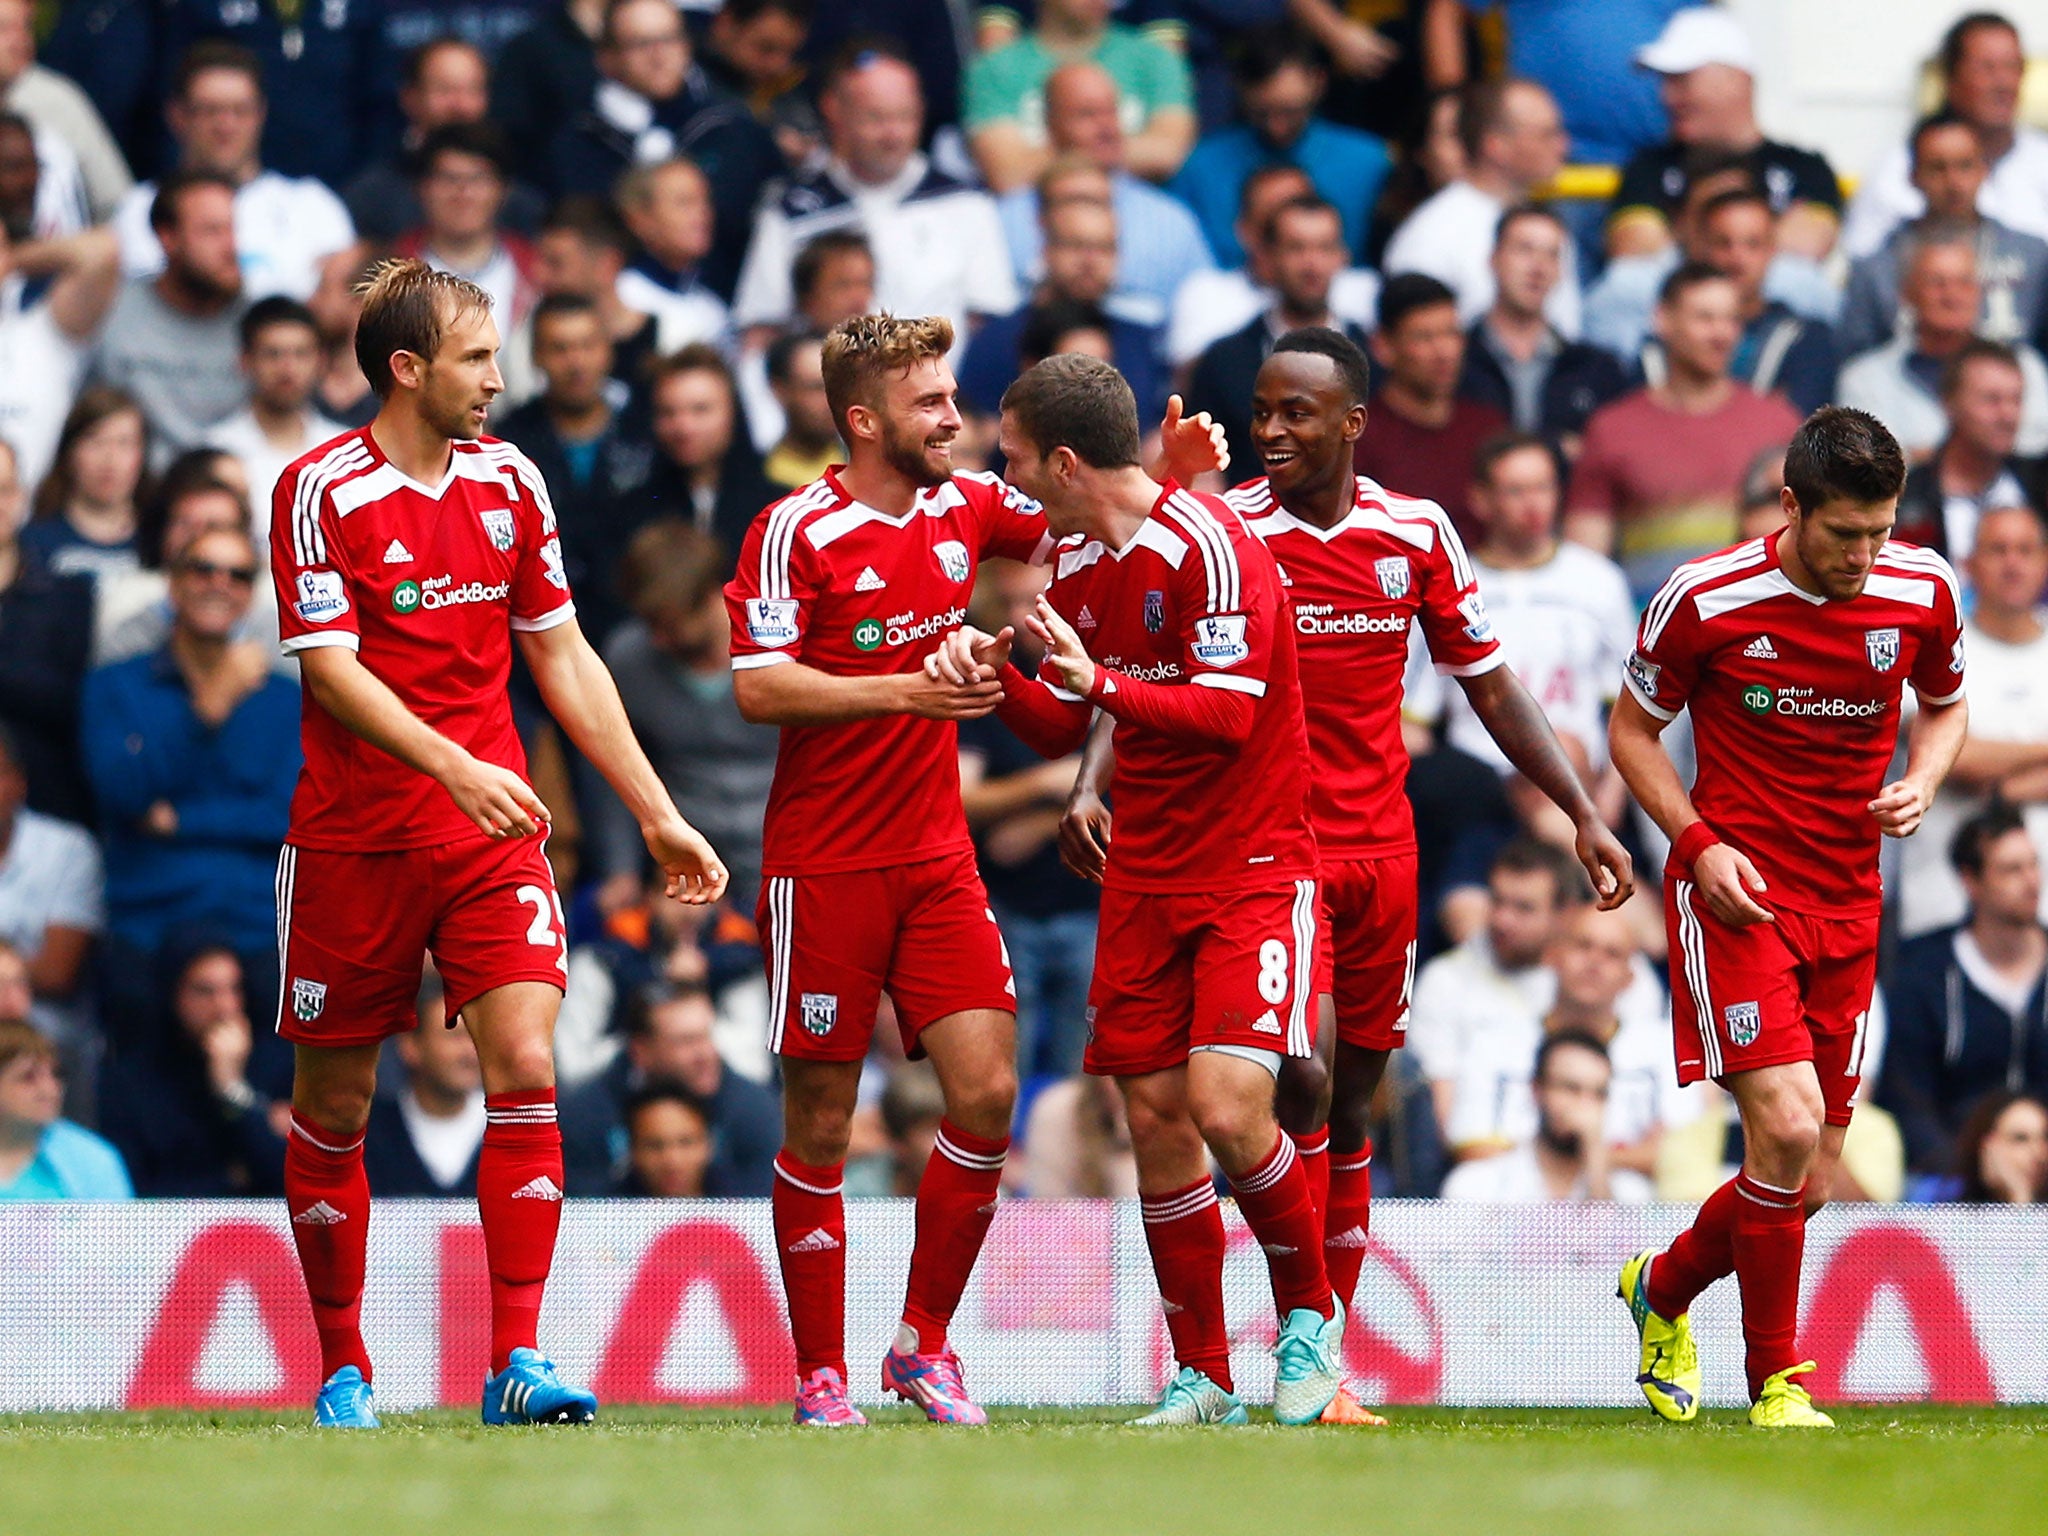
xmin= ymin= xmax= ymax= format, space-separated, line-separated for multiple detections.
xmin=725 ymin=468 xmax=1051 ymax=876
xmin=1225 ymin=475 xmax=1503 ymax=859
xmin=271 ymin=428 xmax=575 ymax=851
xmin=1628 ymin=537 xmax=1967 ymax=917
xmin=1038 ymin=483 xmax=1318 ymax=893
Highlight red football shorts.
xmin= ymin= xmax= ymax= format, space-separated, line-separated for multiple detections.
xmin=1665 ymin=874 xmax=1878 ymax=1126
xmin=757 ymin=847 xmax=1016 ymax=1063
xmin=1320 ymin=853 xmax=1419 ymax=1051
xmin=275 ymin=835 xmax=568 ymax=1047
xmin=1084 ymin=879 xmax=1324 ymax=1078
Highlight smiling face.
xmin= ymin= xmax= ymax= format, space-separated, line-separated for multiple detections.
xmin=856 ymin=357 xmax=961 ymax=488
xmin=1248 ymin=348 xmax=1363 ymax=501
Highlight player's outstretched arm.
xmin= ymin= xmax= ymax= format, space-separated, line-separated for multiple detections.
xmin=1057 ymin=711 xmax=1116 ymax=885
xmin=517 ymin=619 xmax=728 ymax=905
xmin=1459 ymin=665 xmax=1633 ymax=909
xmin=734 ymin=656 xmax=1003 ymax=726
xmin=299 ymin=646 xmax=551 ymax=839
xmin=1871 ymin=694 xmax=1970 ymax=840
xmin=1609 ymin=689 xmax=1773 ymax=927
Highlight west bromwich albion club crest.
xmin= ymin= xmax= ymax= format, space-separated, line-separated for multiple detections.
xmin=1866 ymin=627 xmax=1900 ymax=671
xmin=934 ymin=539 xmax=971 ymax=583
xmin=292 ymin=978 xmax=328 ymax=1022
xmin=1374 ymin=555 xmax=1411 ymax=600
xmin=481 ymin=507 xmax=517 ymax=552
xmin=1724 ymin=1000 xmax=1761 ymax=1047
xmin=1143 ymin=589 xmax=1165 ymax=633
xmin=800 ymin=992 xmax=838 ymax=1037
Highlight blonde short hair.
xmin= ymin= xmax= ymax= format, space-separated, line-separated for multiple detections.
xmin=354 ymin=257 xmax=494 ymax=398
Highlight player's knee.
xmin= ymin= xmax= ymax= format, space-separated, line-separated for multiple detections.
xmin=487 ymin=1037 xmax=557 ymax=1095
xmin=1274 ymin=1053 xmax=1329 ymax=1134
xmin=944 ymin=1068 xmax=1017 ymax=1140
xmin=1120 ymin=1082 xmax=1183 ymax=1150
xmin=1187 ymin=1088 xmax=1272 ymax=1167
xmin=783 ymin=1097 xmax=855 ymax=1165
xmin=295 ymin=1080 xmax=373 ymax=1137
xmin=1750 ymin=1098 xmax=1823 ymax=1172
xmin=1327 ymin=1079 xmax=1376 ymax=1149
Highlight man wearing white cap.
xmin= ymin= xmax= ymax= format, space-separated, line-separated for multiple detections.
xmin=1607 ymin=7 xmax=1842 ymax=265
xmin=1842 ymin=11 xmax=2048 ymax=260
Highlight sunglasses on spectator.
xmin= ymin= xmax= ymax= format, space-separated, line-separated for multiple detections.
xmin=177 ymin=559 xmax=257 ymax=585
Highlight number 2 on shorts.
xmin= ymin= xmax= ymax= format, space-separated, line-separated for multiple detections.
xmin=516 ymin=883 xmax=569 ymax=974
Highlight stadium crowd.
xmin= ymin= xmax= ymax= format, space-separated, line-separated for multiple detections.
xmin=3 ymin=0 xmax=2048 ymax=1213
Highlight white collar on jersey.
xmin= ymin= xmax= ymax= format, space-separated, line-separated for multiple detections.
xmin=1250 ymin=477 xmax=1436 ymax=551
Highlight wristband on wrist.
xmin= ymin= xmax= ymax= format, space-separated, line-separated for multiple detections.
xmin=1673 ymin=821 xmax=1721 ymax=871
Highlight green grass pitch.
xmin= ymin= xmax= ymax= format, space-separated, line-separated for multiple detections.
xmin=6 ymin=1406 xmax=2046 ymax=1536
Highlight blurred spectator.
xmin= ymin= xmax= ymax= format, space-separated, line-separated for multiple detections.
xmin=501 ymin=196 xmax=715 ymax=409
xmin=1456 ymin=206 xmax=1625 ymax=453
xmin=963 ymin=196 xmax=1162 ymax=422
xmin=0 ymin=92 xmax=80 ymax=246
xmin=1565 ymin=263 xmax=1800 ymax=601
xmin=95 ymin=174 xmax=250 ymax=460
xmin=20 ymin=387 xmax=152 ymax=587
xmin=1883 ymin=805 xmax=2048 ymax=1177
xmin=1441 ymin=903 xmax=1679 ymax=1177
xmin=1169 ymin=24 xmax=1390 ymax=268
xmin=699 ymin=0 xmax=819 ymax=167
xmin=0 ymin=443 xmax=95 ymax=824
xmin=614 ymin=1079 xmax=715 ymax=1196
xmin=1893 ymin=343 xmax=2044 ymax=563
xmin=0 ymin=0 xmax=132 ymax=223
xmin=1383 ymin=78 xmax=1577 ymax=336
xmin=966 ymin=0 xmax=1196 ymax=193
xmin=1606 ymin=8 xmax=1839 ymax=263
xmin=875 ymin=1059 xmax=945 ymax=1197
xmin=1363 ymin=85 xmax=1464 ymax=266
xmin=306 ymin=244 xmax=380 ymax=429
xmin=0 ymin=1014 xmax=131 ymax=1199
xmin=1167 ymin=163 xmax=1380 ymax=370
xmin=1187 ymin=195 xmax=1359 ymax=484
xmin=1736 ymin=442 xmax=1789 ymax=540
xmin=492 ymin=0 xmax=604 ymax=176
xmin=642 ymin=346 xmax=776 ymax=555
xmin=1418 ymin=0 xmax=1682 ymax=167
xmin=732 ymin=45 xmax=1017 ymax=351
xmin=364 ymin=977 xmax=486 ymax=1196
xmin=80 ymin=524 xmax=299 ymax=973
xmin=1408 ymin=838 xmax=1580 ymax=1126
xmin=498 ymin=293 xmax=657 ymax=649
xmin=802 ymin=0 xmax=966 ymax=143
xmin=561 ymin=977 xmax=780 ymax=1194
xmin=615 ymin=157 xmax=733 ymax=336
xmin=1844 ymin=13 xmax=2048 ymax=259
xmin=205 ymin=298 xmax=345 ymax=518
xmin=398 ymin=122 xmax=537 ymax=332
xmin=1018 ymin=1072 xmax=1135 ymax=1197
xmin=1673 ymin=187 xmax=1838 ymax=415
xmin=1405 ymin=434 xmax=1634 ymax=786
xmin=98 ymin=941 xmax=287 ymax=1195
xmin=96 ymin=464 xmax=264 ymax=667
xmin=546 ymin=0 xmax=779 ymax=287
xmin=1897 ymin=507 xmax=2048 ymax=942
xmin=346 ymin=39 xmax=546 ymax=246
xmin=992 ymin=67 xmax=1213 ymax=328
xmin=0 ymin=721 xmax=100 ymax=1062
xmin=761 ymin=332 xmax=840 ymax=490
xmin=736 ymin=228 xmax=875 ymax=452
xmin=1840 ymin=113 xmax=2048 ymax=360
xmin=157 ymin=0 xmax=388 ymax=190
xmin=1355 ymin=272 xmax=1506 ymax=540
xmin=0 ymin=202 xmax=123 ymax=496
xmin=959 ymin=562 xmax=1096 ymax=1078
xmin=1952 ymin=1090 xmax=2048 ymax=1204
xmin=1440 ymin=1031 xmax=1653 ymax=1202
xmin=112 ymin=44 xmax=355 ymax=303
xmin=1840 ymin=232 xmax=2048 ymax=462
xmin=588 ymin=520 xmax=778 ymax=905
xmin=1288 ymin=0 xmax=1429 ymax=146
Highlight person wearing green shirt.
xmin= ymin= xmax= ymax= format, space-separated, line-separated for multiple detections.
xmin=966 ymin=0 xmax=1195 ymax=192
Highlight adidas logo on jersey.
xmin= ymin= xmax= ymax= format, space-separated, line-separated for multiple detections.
xmin=1744 ymin=635 xmax=1779 ymax=659
xmin=787 ymin=1228 xmax=841 ymax=1253
xmin=1325 ymin=1225 xmax=1371 ymax=1249
xmin=1075 ymin=604 xmax=1097 ymax=631
xmin=292 ymin=1201 xmax=347 ymax=1226
xmin=854 ymin=566 xmax=886 ymax=592
xmin=1252 ymin=1008 xmax=1282 ymax=1036
xmin=510 ymin=1175 xmax=563 ymax=1202
xmin=383 ymin=539 xmax=414 ymax=564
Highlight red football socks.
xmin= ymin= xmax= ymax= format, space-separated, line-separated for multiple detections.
xmin=773 ymin=1151 xmax=848 ymax=1381
xmin=1731 ymin=1173 xmax=1808 ymax=1399
xmin=900 ymin=1120 xmax=1008 ymax=1354
xmin=1229 ymin=1132 xmax=1335 ymax=1321
xmin=1292 ymin=1126 xmax=1330 ymax=1221
xmin=1323 ymin=1141 xmax=1375 ymax=1309
xmin=1140 ymin=1178 xmax=1232 ymax=1391
xmin=1646 ymin=1173 xmax=1743 ymax=1319
xmin=476 ymin=1090 xmax=563 ymax=1375
xmin=285 ymin=1112 xmax=372 ymax=1382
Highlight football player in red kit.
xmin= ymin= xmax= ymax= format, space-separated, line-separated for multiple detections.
xmin=1611 ymin=407 xmax=1968 ymax=1427
xmin=271 ymin=260 xmax=727 ymax=1429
